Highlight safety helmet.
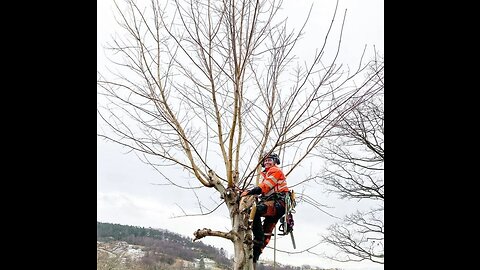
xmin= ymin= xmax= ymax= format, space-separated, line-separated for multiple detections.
xmin=262 ymin=152 xmax=280 ymax=167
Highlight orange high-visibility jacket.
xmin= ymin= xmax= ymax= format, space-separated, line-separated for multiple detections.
xmin=259 ymin=165 xmax=289 ymax=196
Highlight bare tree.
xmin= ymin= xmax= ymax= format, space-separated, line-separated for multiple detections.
xmin=317 ymin=56 xmax=384 ymax=264
xmin=97 ymin=0 xmax=383 ymax=269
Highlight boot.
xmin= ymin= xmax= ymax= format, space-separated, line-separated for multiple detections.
xmin=253 ymin=247 xmax=261 ymax=263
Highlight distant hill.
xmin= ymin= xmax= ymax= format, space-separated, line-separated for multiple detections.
xmin=97 ymin=221 xmax=231 ymax=269
xmin=97 ymin=221 xmax=329 ymax=270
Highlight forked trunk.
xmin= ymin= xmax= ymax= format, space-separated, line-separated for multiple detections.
xmin=202 ymin=171 xmax=256 ymax=270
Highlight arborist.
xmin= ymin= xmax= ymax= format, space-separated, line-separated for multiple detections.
xmin=241 ymin=152 xmax=289 ymax=264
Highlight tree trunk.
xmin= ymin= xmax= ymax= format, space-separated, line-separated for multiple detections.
xmin=194 ymin=170 xmax=255 ymax=270
xmin=231 ymin=206 xmax=254 ymax=270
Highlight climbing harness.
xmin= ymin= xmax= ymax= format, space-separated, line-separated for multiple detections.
xmin=239 ymin=185 xmax=299 ymax=268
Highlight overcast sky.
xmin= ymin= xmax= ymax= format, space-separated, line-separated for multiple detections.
xmin=97 ymin=1 xmax=384 ymax=269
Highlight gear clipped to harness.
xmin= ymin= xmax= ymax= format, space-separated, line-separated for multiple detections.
xmin=278 ymin=213 xmax=294 ymax=234
xmin=278 ymin=190 xmax=297 ymax=248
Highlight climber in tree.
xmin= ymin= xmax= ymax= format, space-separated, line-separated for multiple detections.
xmin=241 ymin=152 xmax=289 ymax=264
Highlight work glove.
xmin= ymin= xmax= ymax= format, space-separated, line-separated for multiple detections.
xmin=241 ymin=186 xmax=262 ymax=197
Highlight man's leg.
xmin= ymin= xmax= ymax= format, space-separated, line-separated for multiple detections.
xmin=252 ymin=214 xmax=264 ymax=263
xmin=252 ymin=202 xmax=267 ymax=263
xmin=262 ymin=199 xmax=285 ymax=250
xmin=262 ymin=217 xmax=278 ymax=250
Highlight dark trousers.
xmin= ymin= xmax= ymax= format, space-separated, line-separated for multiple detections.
xmin=252 ymin=199 xmax=285 ymax=262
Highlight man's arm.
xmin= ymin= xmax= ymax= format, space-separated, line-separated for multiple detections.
xmin=241 ymin=186 xmax=262 ymax=196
